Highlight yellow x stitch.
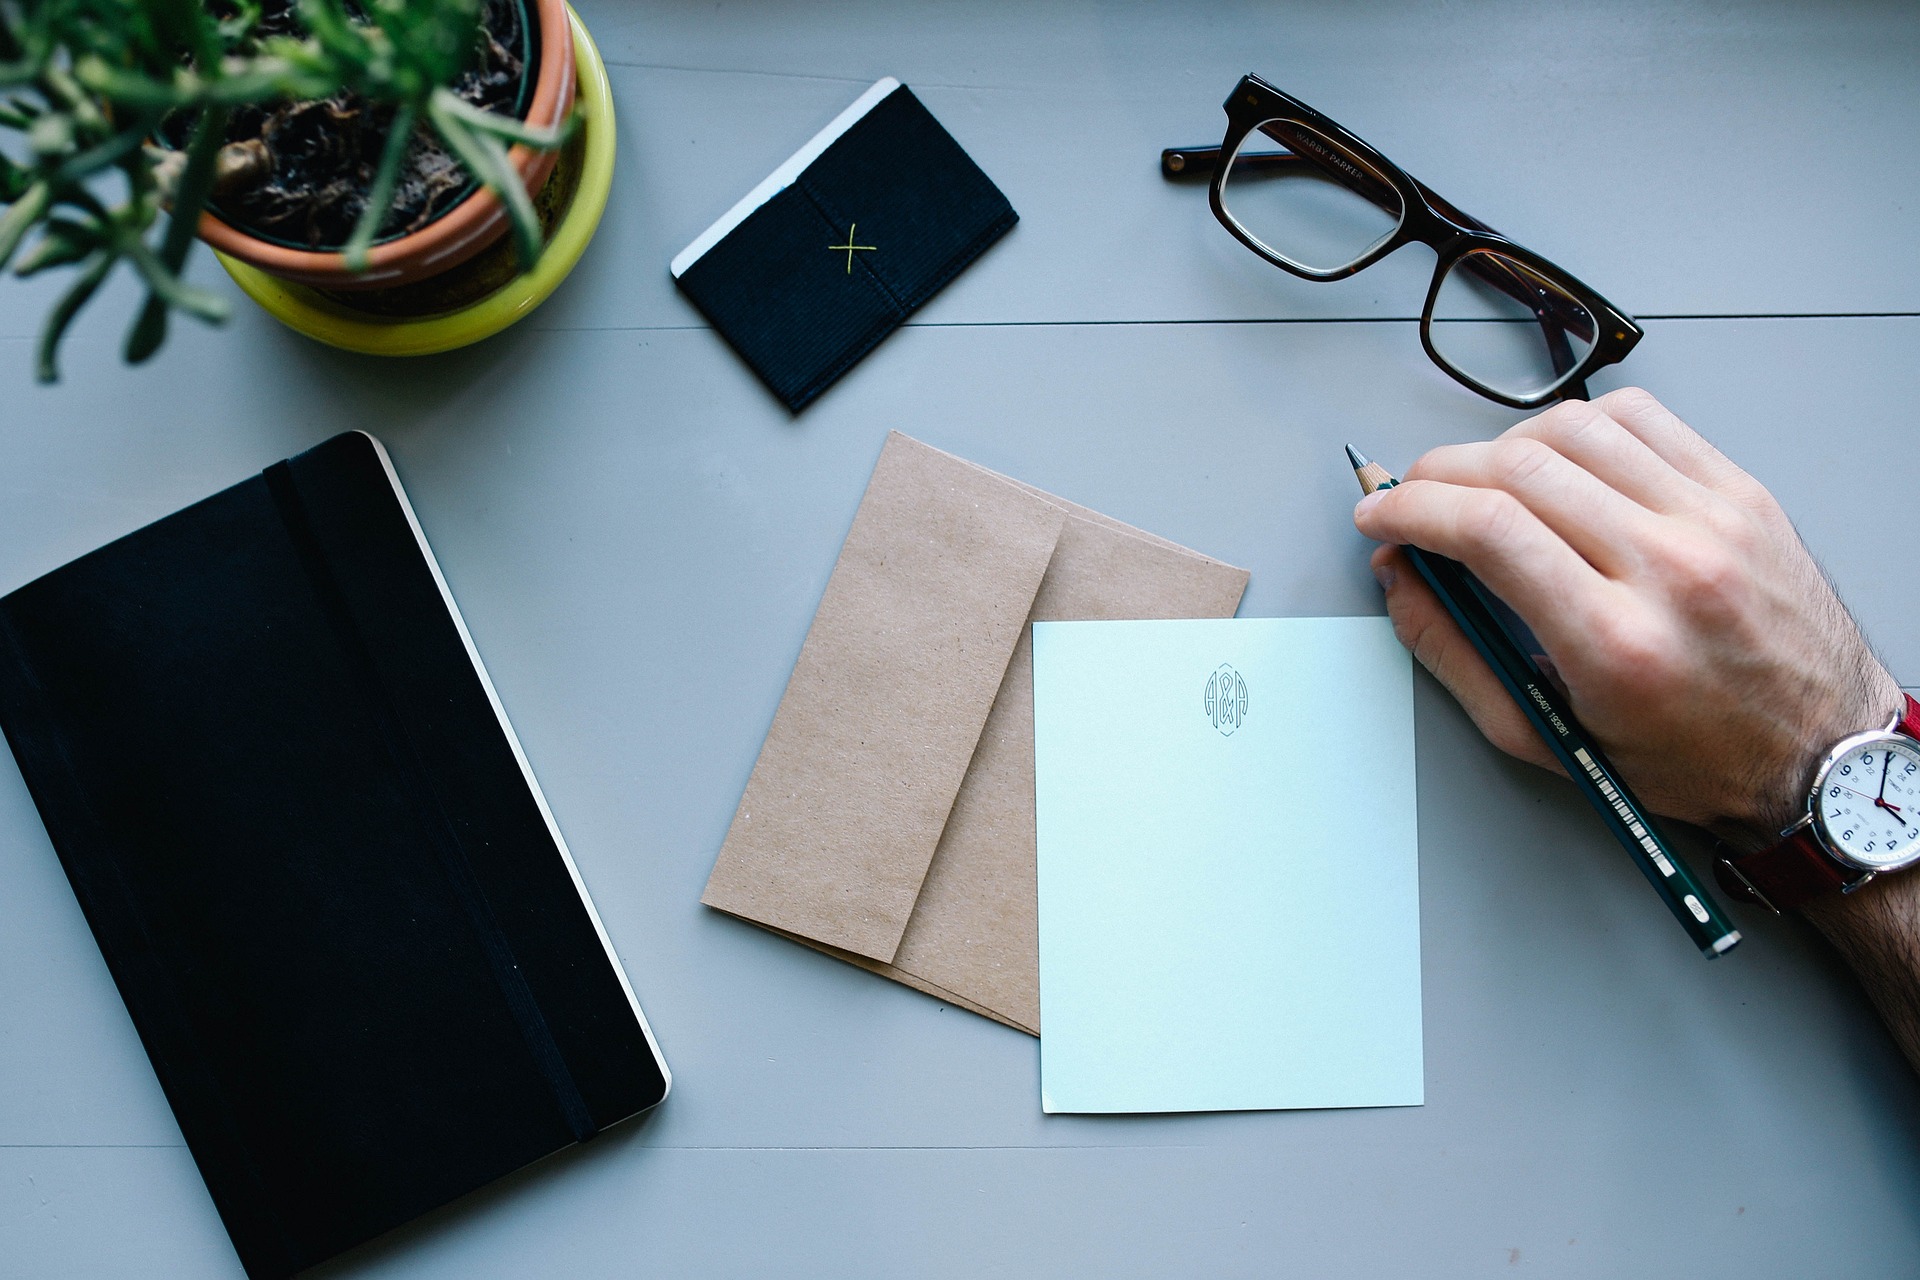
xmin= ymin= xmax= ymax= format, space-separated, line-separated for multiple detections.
xmin=827 ymin=223 xmax=877 ymax=273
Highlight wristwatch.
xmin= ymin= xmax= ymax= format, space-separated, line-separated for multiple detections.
xmin=1716 ymin=694 xmax=1920 ymax=912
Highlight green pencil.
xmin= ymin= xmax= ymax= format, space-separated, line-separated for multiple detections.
xmin=1349 ymin=445 xmax=1741 ymax=957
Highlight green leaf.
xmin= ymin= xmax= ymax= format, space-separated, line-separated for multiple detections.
xmin=72 ymin=57 xmax=193 ymax=110
xmin=55 ymin=183 xmax=114 ymax=226
xmin=36 ymin=251 xmax=113 ymax=384
xmin=217 ymin=0 xmax=262 ymax=45
xmin=14 ymin=217 xmax=101 ymax=276
xmin=147 ymin=0 xmax=224 ymax=73
xmin=0 ymin=59 xmax=40 ymax=91
xmin=343 ymin=101 xmax=415 ymax=272
xmin=295 ymin=0 xmax=370 ymax=64
xmin=434 ymin=91 xmax=578 ymax=151
xmin=27 ymin=110 xmax=73 ymax=155
xmin=374 ymin=0 xmax=481 ymax=88
xmin=429 ymin=91 xmax=542 ymax=268
xmin=126 ymin=104 xmax=229 ymax=365
xmin=43 ymin=66 xmax=106 ymax=130
xmin=121 ymin=235 xmax=230 ymax=323
xmin=201 ymin=60 xmax=336 ymax=105
xmin=54 ymin=122 xmax=154 ymax=185
xmin=0 ymin=180 xmax=51 ymax=270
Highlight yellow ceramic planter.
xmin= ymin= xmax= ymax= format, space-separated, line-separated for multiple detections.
xmin=214 ymin=5 xmax=614 ymax=357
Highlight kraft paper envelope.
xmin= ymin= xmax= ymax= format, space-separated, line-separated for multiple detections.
xmin=702 ymin=432 xmax=1248 ymax=1033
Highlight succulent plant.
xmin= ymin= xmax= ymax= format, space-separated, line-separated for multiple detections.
xmin=0 ymin=0 xmax=572 ymax=381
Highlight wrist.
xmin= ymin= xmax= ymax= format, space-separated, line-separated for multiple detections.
xmin=1720 ymin=668 xmax=1906 ymax=854
xmin=1712 ymin=678 xmax=1919 ymax=917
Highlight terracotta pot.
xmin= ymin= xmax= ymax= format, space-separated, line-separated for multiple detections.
xmin=196 ymin=0 xmax=576 ymax=291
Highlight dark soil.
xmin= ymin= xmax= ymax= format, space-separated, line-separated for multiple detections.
xmin=320 ymin=118 xmax=583 ymax=318
xmin=204 ymin=0 xmax=534 ymax=251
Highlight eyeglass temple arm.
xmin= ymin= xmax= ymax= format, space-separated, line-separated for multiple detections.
xmin=1163 ymin=143 xmax=1593 ymax=363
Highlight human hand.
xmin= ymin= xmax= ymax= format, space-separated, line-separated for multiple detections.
xmin=1353 ymin=388 xmax=1901 ymax=849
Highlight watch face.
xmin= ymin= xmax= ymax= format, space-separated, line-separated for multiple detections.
xmin=1816 ymin=735 xmax=1920 ymax=869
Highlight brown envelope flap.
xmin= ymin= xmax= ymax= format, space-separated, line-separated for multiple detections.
xmin=935 ymin=440 xmax=1237 ymax=566
xmin=881 ymin=511 xmax=1250 ymax=1031
xmin=701 ymin=432 xmax=1066 ymax=962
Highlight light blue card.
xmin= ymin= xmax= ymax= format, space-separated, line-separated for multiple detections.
xmin=1033 ymin=617 xmax=1421 ymax=1114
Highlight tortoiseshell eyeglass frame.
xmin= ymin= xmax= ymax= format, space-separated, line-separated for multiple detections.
xmin=1163 ymin=75 xmax=1643 ymax=409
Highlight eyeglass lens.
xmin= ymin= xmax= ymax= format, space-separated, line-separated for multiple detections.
xmin=1218 ymin=120 xmax=1403 ymax=275
xmin=1428 ymin=250 xmax=1597 ymax=401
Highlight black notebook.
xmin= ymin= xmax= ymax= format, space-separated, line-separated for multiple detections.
xmin=0 ymin=433 xmax=669 ymax=1279
xmin=671 ymin=77 xmax=1018 ymax=411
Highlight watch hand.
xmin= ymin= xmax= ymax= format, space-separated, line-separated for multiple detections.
xmin=1881 ymin=753 xmax=1894 ymax=801
xmin=1830 ymin=781 xmax=1912 ymax=827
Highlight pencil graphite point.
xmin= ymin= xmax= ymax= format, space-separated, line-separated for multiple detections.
xmin=1345 ymin=443 xmax=1394 ymax=497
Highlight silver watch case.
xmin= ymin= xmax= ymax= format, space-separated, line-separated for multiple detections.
xmin=1793 ymin=710 xmax=1920 ymax=886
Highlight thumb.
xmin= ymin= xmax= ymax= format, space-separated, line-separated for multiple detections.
xmin=1370 ymin=544 xmax=1562 ymax=775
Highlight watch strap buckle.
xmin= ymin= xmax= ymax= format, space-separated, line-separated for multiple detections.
xmin=1716 ymin=817 xmax=1861 ymax=913
xmin=1714 ymin=849 xmax=1782 ymax=915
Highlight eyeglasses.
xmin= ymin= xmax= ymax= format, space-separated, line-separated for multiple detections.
xmin=1163 ymin=76 xmax=1643 ymax=409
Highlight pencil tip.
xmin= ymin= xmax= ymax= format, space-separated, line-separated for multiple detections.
xmin=1344 ymin=443 xmax=1369 ymax=470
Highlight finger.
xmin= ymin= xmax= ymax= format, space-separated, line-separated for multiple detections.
xmin=1354 ymin=476 xmax=1613 ymax=655
xmin=1504 ymin=397 xmax=1717 ymax=518
xmin=1402 ymin=436 xmax=1665 ymax=578
xmin=1370 ymin=546 xmax=1560 ymax=773
xmin=1587 ymin=387 xmax=1756 ymax=495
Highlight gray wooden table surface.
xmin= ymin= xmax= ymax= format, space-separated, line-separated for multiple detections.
xmin=5 ymin=2 xmax=1920 ymax=1275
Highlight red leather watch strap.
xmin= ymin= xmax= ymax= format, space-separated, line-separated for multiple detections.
xmin=1715 ymin=694 xmax=1920 ymax=912
xmin=1715 ymin=826 xmax=1853 ymax=910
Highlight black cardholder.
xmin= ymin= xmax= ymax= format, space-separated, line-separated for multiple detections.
xmin=671 ymin=79 xmax=1017 ymax=411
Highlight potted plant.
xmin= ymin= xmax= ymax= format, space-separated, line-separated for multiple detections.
xmin=0 ymin=0 xmax=615 ymax=380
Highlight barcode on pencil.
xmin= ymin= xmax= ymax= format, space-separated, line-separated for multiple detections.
xmin=1566 ymin=744 xmax=1643 ymax=836
xmin=1572 ymin=748 xmax=1673 ymax=873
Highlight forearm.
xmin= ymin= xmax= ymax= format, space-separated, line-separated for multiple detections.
xmin=1756 ymin=680 xmax=1920 ymax=1076
xmin=1737 ymin=674 xmax=1920 ymax=1072
xmin=1804 ymin=872 xmax=1920 ymax=1074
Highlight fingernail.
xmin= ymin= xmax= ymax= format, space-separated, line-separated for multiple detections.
xmin=1354 ymin=491 xmax=1384 ymax=520
xmin=1373 ymin=562 xmax=1397 ymax=592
